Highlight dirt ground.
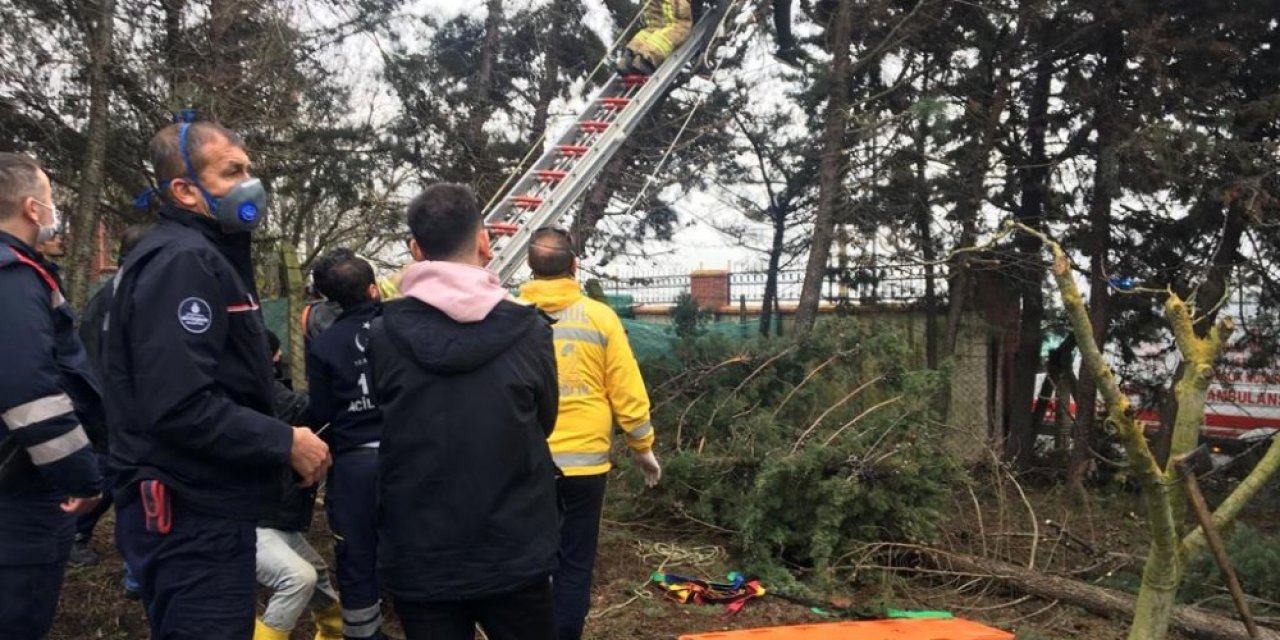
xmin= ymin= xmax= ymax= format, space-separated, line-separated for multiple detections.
xmin=50 ymin=475 xmax=1273 ymax=640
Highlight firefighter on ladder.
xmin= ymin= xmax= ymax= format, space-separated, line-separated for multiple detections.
xmin=617 ymin=0 xmax=802 ymax=74
xmin=617 ymin=0 xmax=696 ymax=75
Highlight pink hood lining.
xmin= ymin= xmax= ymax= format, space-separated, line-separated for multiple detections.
xmin=398 ymin=260 xmax=508 ymax=323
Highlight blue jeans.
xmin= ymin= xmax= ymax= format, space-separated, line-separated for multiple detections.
xmin=124 ymin=562 xmax=140 ymax=593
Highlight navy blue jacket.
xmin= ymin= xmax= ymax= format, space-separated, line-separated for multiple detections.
xmin=102 ymin=207 xmax=292 ymax=520
xmin=305 ymin=300 xmax=382 ymax=453
xmin=260 ymin=379 xmax=318 ymax=532
xmin=0 ymin=232 xmax=103 ymax=564
xmin=78 ymin=280 xmax=113 ymax=379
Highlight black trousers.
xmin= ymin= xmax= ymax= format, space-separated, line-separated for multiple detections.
xmin=0 ymin=560 xmax=66 ymax=640
xmin=552 ymin=474 xmax=608 ymax=640
xmin=327 ymin=448 xmax=383 ymax=639
xmin=0 ymin=489 xmax=74 ymax=639
xmin=394 ymin=576 xmax=555 ymax=640
xmin=115 ymin=486 xmax=256 ymax=640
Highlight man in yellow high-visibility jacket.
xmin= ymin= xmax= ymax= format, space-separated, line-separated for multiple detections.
xmin=619 ymin=0 xmax=694 ymax=75
xmin=518 ymin=228 xmax=661 ymax=640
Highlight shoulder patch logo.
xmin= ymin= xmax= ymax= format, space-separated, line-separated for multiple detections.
xmin=178 ymin=297 xmax=213 ymax=334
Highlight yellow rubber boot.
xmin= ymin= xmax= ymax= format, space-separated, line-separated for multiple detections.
xmin=314 ymin=601 xmax=345 ymax=640
xmin=254 ymin=618 xmax=291 ymax=640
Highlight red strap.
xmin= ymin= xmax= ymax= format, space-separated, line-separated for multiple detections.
xmin=10 ymin=250 xmax=60 ymax=296
xmin=140 ymin=479 xmax=173 ymax=534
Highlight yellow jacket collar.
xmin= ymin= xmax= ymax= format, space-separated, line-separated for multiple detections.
xmin=519 ymin=277 xmax=583 ymax=313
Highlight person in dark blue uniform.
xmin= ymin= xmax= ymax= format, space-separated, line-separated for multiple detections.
xmin=0 ymin=152 xmax=104 ymax=640
xmin=305 ymin=248 xmax=385 ymax=640
xmin=70 ymin=225 xmax=151 ymax=596
xmin=103 ymin=122 xmax=331 ymax=640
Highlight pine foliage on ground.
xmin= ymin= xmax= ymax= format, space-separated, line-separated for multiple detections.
xmin=616 ymin=320 xmax=959 ymax=587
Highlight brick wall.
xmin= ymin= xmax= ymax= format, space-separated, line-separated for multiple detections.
xmin=689 ymin=269 xmax=730 ymax=309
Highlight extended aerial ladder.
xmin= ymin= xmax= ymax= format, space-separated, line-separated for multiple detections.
xmin=483 ymin=2 xmax=732 ymax=285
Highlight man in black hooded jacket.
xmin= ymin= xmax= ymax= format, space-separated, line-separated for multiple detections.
xmin=367 ymin=183 xmax=559 ymax=640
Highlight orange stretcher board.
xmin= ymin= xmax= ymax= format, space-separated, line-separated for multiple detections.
xmin=678 ymin=619 xmax=1015 ymax=640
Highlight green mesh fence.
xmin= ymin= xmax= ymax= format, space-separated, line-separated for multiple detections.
xmin=605 ymin=294 xmax=635 ymax=318
xmin=621 ymin=318 xmax=765 ymax=362
xmin=261 ymin=297 xmax=291 ymax=357
xmin=619 ymin=320 xmax=675 ymax=361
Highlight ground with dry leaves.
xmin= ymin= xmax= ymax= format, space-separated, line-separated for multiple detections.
xmin=51 ymin=471 xmax=1276 ymax=639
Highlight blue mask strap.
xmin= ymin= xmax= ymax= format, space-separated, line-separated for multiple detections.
xmin=132 ymin=186 xmax=157 ymax=211
xmin=178 ymin=123 xmax=218 ymax=212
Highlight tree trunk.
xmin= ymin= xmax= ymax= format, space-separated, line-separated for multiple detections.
xmin=1153 ymin=202 xmax=1247 ymax=466
xmin=1130 ymin=538 xmax=1182 ymax=640
xmin=1007 ymin=16 xmax=1054 ymax=468
xmin=1038 ymin=225 xmax=1237 ymax=640
xmin=761 ymin=205 xmax=786 ymax=337
xmin=1071 ymin=18 xmax=1123 ymax=496
xmin=572 ymin=144 xmax=636 ymax=253
xmin=1069 ymin=182 xmax=1113 ymax=487
xmin=795 ymin=0 xmax=854 ymax=333
xmin=531 ymin=0 xmax=569 ymax=140
xmin=1193 ymin=201 xmax=1248 ymax=337
xmin=476 ymin=0 xmax=502 ymax=122
xmin=207 ymin=0 xmax=247 ymax=121
xmin=463 ymin=0 xmax=504 ymax=193
xmin=914 ymin=63 xmax=938 ymax=368
xmin=65 ymin=0 xmax=116 ymax=310
xmin=921 ymin=551 xmax=1275 ymax=640
xmin=163 ymin=0 xmax=186 ymax=102
xmin=1008 ymin=282 xmax=1045 ymax=468
xmin=942 ymin=31 xmax=1013 ymax=357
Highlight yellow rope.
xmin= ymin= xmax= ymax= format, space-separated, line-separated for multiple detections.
xmin=636 ymin=540 xmax=727 ymax=570
xmin=587 ymin=540 xmax=729 ymax=620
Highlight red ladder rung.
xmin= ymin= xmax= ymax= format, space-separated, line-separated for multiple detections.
xmin=535 ymin=169 xmax=569 ymax=183
xmin=558 ymin=145 xmax=590 ymax=157
xmin=580 ymin=120 xmax=610 ymax=133
xmin=512 ymin=195 xmax=543 ymax=210
xmin=621 ymin=74 xmax=649 ymax=87
xmin=487 ymin=222 xmax=520 ymax=237
xmin=601 ymin=97 xmax=631 ymax=110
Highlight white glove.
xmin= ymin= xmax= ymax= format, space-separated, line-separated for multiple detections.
xmin=633 ymin=450 xmax=662 ymax=488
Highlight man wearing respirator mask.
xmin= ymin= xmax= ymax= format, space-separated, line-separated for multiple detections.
xmin=103 ymin=121 xmax=331 ymax=639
